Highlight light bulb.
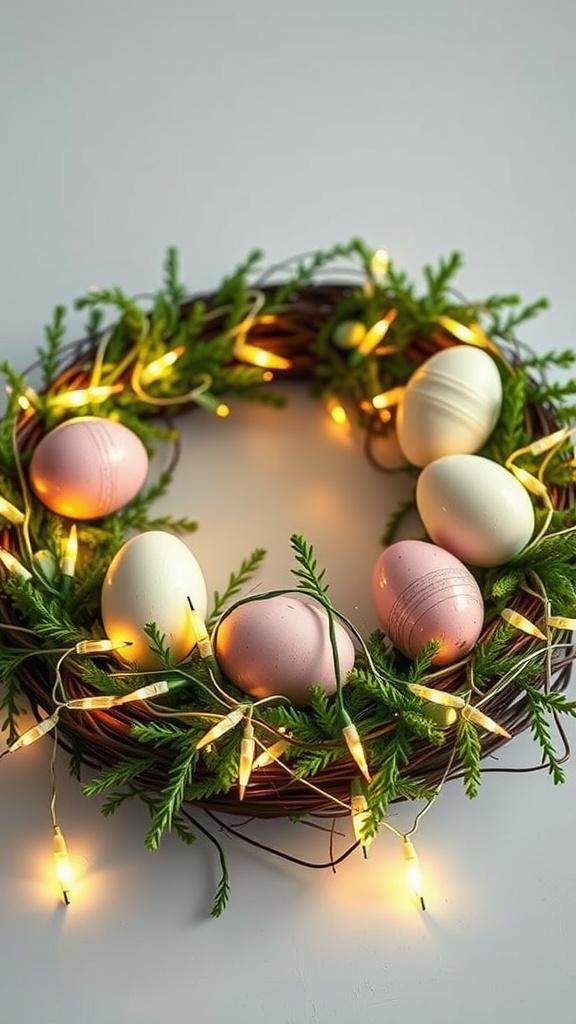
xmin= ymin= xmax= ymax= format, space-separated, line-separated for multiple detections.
xmin=139 ymin=346 xmax=185 ymax=385
xmin=0 ymin=497 xmax=25 ymax=525
xmin=238 ymin=720 xmax=255 ymax=800
xmin=350 ymin=779 xmax=373 ymax=856
xmin=187 ymin=601 xmax=212 ymax=658
xmin=196 ymin=707 xmax=245 ymax=750
xmin=325 ymin=395 xmax=348 ymax=426
xmin=9 ymin=712 xmax=60 ymax=751
xmin=408 ymin=684 xmax=466 ymax=709
xmin=348 ymin=310 xmax=397 ymax=365
xmin=49 ymin=385 xmax=123 ymax=409
xmin=60 ymin=525 xmax=78 ymax=578
xmin=53 ymin=826 xmax=73 ymax=905
xmin=253 ymin=729 xmax=289 ymax=769
xmin=234 ymin=342 xmax=291 ymax=370
xmin=0 ymin=548 xmax=32 ymax=580
xmin=403 ymin=836 xmax=425 ymax=910
xmin=461 ymin=705 xmax=511 ymax=739
xmin=341 ymin=719 xmax=371 ymax=782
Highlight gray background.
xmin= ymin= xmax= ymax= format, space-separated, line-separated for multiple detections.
xmin=1 ymin=2 xmax=575 ymax=1022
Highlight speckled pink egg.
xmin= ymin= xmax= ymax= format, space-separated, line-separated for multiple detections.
xmin=372 ymin=539 xmax=484 ymax=666
xmin=214 ymin=595 xmax=355 ymax=706
xmin=29 ymin=416 xmax=149 ymax=519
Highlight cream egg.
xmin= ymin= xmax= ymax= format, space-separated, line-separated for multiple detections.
xmin=101 ymin=531 xmax=208 ymax=669
xmin=372 ymin=539 xmax=484 ymax=665
xmin=214 ymin=595 xmax=355 ymax=706
xmin=29 ymin=416 xmax=149 ymax=519
xmin=416 ymin=454 xmax=535 ymax=567
xmin=396 ymin=346 xmax=503 ymax=467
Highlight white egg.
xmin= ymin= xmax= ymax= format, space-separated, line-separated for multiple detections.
xmin=416 ymin=454 xmax=535 ymax=567
xmin=396 ymin=346 xmax=503 ymax=467
xmin=101 ymin=531 xmax=208 ymax=669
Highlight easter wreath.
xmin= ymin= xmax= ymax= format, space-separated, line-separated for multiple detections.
xmin=0 ymin=240 xmax=575 ymax=916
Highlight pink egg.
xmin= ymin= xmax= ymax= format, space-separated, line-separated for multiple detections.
xmin=372 ymin=539 xmax=484 ymax=666
xmin=214 ymin=595 xmax=355 ymax=706
xmin=29 ymin=416 xmax=149 ymax=519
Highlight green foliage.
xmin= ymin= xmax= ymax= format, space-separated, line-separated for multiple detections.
xmin=455 ymin=716 xmax=482 ymax=799
xmin=0 ymin=238 xmax=573 ymax=915
xmin=208 ymin=548 xmax=267 ymax=627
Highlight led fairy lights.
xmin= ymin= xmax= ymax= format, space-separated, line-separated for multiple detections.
xmin=0 ymin=240 xmax=574 ymax=917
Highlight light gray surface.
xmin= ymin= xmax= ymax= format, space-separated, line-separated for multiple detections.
xmin=1 ymin=2 xmax=575 ymax=1022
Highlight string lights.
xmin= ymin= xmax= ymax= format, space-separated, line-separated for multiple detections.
xmin=0 ymin=240 xmax=574 ymax=919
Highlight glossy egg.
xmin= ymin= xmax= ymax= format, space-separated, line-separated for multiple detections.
xmin=101 ymin=531 xmax=208 ymax=669
xmin=396 ymin=346 xmax=503 ymax=467
xmin=29 ymin=416 xmax=149 ymax=519
xmin=214 ymin=595 xmax=355 ymax=706
xmin=372 ymin=539 xmax=484 ymax=665
xmin=416 ymin=454 xmax=535 ymax=567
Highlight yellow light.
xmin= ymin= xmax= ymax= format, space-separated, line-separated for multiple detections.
xmin=371 ymin=386 xmax=405 ymax=411
xmin=53 ymin=826 xmax=73 ymax=905
xmin=187 ymin=602 xmax=213 ymax=659
xmin=60 ymin=524 xmax=78 ymax=578
xmin=0 ymin=496 xmax=25 ymax=525
xmin=408 ymin=684 xmax=466 ymax=709
xmin=234 ymin=342 xmax=291 ymax=370
xmin=75 ymin=638 xmax=130 ymax=655
xmin=238 ymin=720 xmax=255 ymax=800
xmin=342 ymin=721 xmax=371 ymax=782
xmin=139 ymin=346 xmax=186 ymax=386
xmin=253 ymin=730 xmax=289 ymax=769
xmin=0 ymin=548 xmax=32 ymax=580
xmin=507 ymin=465 xmax=552 ymax=506
xmin=49 ymin=385 xmax=123 ymax=409
xmin=500 ymin=608 xmax=547 ymax=641
xmin=369 ymin=248 xmax=390 ymax=277
xmin=332 ymin=320 xmax=367 ymax=351
xmin=196 ymin=707 xmax=245 ymax=750
xmin=348 ymin=310 xmax=398 ymax=365
xmin=215 ymin=403 xmax=230 ymax=418
xmin=194 ymin=391 xmax=231 ymax=418
xmin=437 ymin=315 xmax=501 ymax=357
xmin=547 ymin=615 xmax=576 ymax=630
xmin=528 ymin=428 xmax=573 ymax=456
xmin=403 ymin=836 xmax=425 ymax=910
xmin=262 ymin=371 xmax=274 ymax=382
xmin=9 ymin=712 xmax=60 ymax=751
xmin=350 ymin=779 xmax=373 ymax=856
xmin=461 ymin=705 xmax=511 ymax=739
xmin=66 ymin=680 xmax=170 ymax=710
xmin=325 ymin=395 xmax=348 ymax=426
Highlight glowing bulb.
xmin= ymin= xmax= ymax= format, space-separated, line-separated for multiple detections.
xmin=325 ymin=395 xmax=348 ymax=426
xmin=49 ymin=385 xmax=123 ymax=409
xmin=187 ymin=600 xmax=212 ymax=658
xmin=348 ymin=310 xmax=398 ymax=365
xmin=238 ymin=720 xmax=255 ymax=800
xmin=0 ymin=497 xmax=25 ymax=525
xmin=252 ymin=729 xmax=289 ymax=769
xmin=66 ymin=680 xmax=170 ymax=710
xmin=403 ymin=836 xmax=425 ymax=910
xmin=371 ymin=386 xmax=405 ymax=411
xmin=53 ymin=826 xmax=73 ymax=905
xmin=215 ymin=403 xmax=230 ymax=418
xmin=0 ymin=548 xmax=32 ymax=580
xmin=461 ymin=705 xmax=511 ymax=739
xmin=341 ymin=719 xmax=371 ymax=782
xmin=75 ymin=638 xmax=130 ymax=655
xmin=407 ymin=684 xmax=466 ymax=709
xmin=369 ymin=248 xmax=390 ymax=277
xmin=139 ymin=346 xmax=185 ymax=385
xmin=350 ymin=779 xmax=373 ymax=856
xmin=196 ymin=707 xmax=245 ymax=750
xmin=500 ymin=608 xmax=547 ymax=640
xmin=234 ymin=342 xmax=291 ymax=370
xmin=9 ymin=712 xmax=60 ymax=751
xmin=60 ymin=524 xmax=78 ymax=578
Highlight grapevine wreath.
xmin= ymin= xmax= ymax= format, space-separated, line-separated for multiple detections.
xmin=0 ymin=240 xmax=575 ymax=916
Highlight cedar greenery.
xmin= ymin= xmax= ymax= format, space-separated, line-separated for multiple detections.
xmin=0 ymin=241 xmax=574 ymax=915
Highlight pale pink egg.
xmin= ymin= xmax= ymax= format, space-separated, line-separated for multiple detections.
xmin=29 ymin=416 xmax=149 ymax=519
xmin=372 ymin=539 xmax=484 ymax=665
xmin=214 ymin=595 xmax=355 ymax=706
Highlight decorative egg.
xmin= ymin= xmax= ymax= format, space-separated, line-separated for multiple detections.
xmin=101 ymin=531 xmax=208 ymax=669
xmin=29 ymin=416 xmax=149 ymax=519
xmin=416 ymin=454 xmax=535 ymax=567
xmin=372 ymin=539 xmax=484 ymax=666
xmin=214 ymin=595 xmax=355 ymax=706
xmin=396 ymin=346 xmax=503 ymax=467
